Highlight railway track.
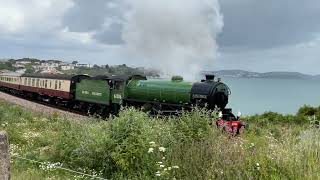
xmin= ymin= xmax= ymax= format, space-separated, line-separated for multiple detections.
xmin=0 ymin=90 xmax=88 ymax=120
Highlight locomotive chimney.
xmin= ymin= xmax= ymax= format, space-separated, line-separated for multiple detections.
xmin=205 ymin=75 xmax=215 ymax=81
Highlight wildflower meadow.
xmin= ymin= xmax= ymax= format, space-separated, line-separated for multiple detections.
xmin=0 ymin=100 xmax=319 ymax=179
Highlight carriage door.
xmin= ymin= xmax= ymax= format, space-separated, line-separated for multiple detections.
xmin=110 ymin=80 xmax=125 ymax=105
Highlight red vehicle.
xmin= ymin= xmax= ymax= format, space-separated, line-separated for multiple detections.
xmin=216 ymin=109 xmax=247 ymax=135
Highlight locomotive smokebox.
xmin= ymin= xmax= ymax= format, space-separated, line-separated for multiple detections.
xmin=205 ymin=75 xmax=215 ymax=81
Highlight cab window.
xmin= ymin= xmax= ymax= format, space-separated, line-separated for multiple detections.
xmin=115 ymin=82 xmax=124 ymax=90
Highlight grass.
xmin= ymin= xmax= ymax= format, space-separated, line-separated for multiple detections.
xmin=0 ymin=100 xmax=319 ymax=179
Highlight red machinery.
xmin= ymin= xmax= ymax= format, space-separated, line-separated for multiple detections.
xmin=216 ymin=109 xmax=247 ymax=135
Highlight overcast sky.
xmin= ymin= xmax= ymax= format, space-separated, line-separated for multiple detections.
xmin=0 ymin=0 xmax=319 ymax=75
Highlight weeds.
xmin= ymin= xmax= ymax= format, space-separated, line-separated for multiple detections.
xmin=0 ymin=100 xmax=319 ymax=179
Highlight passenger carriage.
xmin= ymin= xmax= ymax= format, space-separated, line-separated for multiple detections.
xmin=0 ymin=72 xmax=21 ymax=90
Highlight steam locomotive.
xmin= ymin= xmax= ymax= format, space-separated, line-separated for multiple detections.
xmin=0 ymin=72 xmax=245 ymax=134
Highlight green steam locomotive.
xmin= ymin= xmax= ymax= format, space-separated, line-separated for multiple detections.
xmin=74 ymin=74 xmax=231 ymax=115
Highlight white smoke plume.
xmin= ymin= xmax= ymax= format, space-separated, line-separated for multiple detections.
xmin=122 ymin=0 xmax=224 ymax=80
xmin=63 ymin=0 xmax=224 ymax=80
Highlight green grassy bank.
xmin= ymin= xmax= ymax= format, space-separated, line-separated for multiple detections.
xmin=0 ymin=101 xmax=319 ymax=179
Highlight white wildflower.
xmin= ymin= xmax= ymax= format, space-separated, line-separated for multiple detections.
xmin=159 ymin=147 xmax=166 ymax=152
xmin=168 ymin=167 xmax=172 ymax=171
xmin=148 ymin=148 xmax=154 ymax=153
xmin=162 ymin=157 xmax=166 ymax=160
xmin=149 ymin=141 xmax=156 ymax=146
xmin=158 ymin=162 xmax=163 ymax=164
xmin=172 ymin=166 xmax=179 ymax=169
xmin=256 ymin=163 xmax=260 ymax=170
xmin=156 ymin=171 xmax=161 ymax=176
xmin=164 ymin=168 xmax=168 ymax=171
xmin=160 ymin=165 xmax=165 ymax=168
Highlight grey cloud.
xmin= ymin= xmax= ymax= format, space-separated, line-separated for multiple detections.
xmin=218 ymin=0 xmax=320 ymax=49
xmin=63 ymin=0 xmax=126 ymax=44
xmin=93 ymin=23 xmax=124 ymax=44
xmin=63 ymin=0 xmax=108 ymax=32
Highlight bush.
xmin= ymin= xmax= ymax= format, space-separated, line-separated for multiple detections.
xmin=297 ymin=105 xmax=318 ymax=117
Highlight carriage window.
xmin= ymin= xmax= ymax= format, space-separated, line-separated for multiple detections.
xmin=49 ymin=81 xmax=52 ymax=88
xmin=59 ymin=81 xmax=62 ymax=90
xmin=32 ymin=79 xmax=35 ymax=86
xmin=36 ymin=79 xmax=40 ymax=87
xmin=45 ymin=80 xmax=48 ymax=88
xmin=24 ymin=78 xmax=27 ymax=85
xmin=55 ymin=80 xmax=58 ymax=89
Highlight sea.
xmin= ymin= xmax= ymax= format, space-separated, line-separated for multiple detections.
xmin=221 ymin=77 xmax=320 ymax=115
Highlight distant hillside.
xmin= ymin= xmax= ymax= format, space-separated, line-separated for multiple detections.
xmin=209 ymin=70 xmax=320 ymax=80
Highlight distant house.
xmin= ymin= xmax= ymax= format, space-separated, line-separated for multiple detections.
xmin=40 ymin=62 xmax=60 ymax=68
xmin=16 ymin=60 xmax=32 ymax=64
xmin=13 ymin=63 xmax=26 ymax=68
xmin=13 ymin=60 xmax=33 ymax=68
xmin=60 ymin=64 xmax=75 ymax=71
xmin=40 ymin=67 xmax=63 ymax=74
xmin=76 ymin=64 xmax=93 ymax=68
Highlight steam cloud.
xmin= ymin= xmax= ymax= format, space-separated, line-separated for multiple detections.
xmin=64 ymin=0 xmax=224 ymax=80
xmin=122 ymin=0 xmax=224 ymax=80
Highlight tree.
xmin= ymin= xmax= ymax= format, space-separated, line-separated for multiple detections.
xmin=25 ymin=67 xmax=35 ymax=74
xmin=72 ymin=61 xmax=78 ymax=65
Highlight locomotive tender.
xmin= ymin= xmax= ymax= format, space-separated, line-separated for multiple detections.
xmin=0 ymin=72 xmax=231 ymax=115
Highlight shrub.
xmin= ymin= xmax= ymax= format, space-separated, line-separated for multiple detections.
xmin=297 ymin=105 xmax=318 ymax=117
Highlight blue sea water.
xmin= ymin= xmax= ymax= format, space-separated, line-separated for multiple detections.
xmin=222 ymin=78 xmax=320 ymax=115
